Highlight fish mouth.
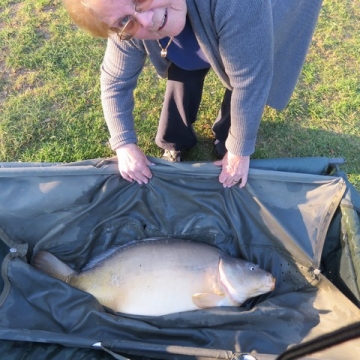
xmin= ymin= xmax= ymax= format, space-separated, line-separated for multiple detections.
xmin=158 ymin=8 xmax=168 ymax=30
xmin=269 ymin=277 xmax=276 ymax=291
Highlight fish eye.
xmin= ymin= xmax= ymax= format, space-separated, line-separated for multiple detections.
xmin=249 ymin=264 xmax=260 ymax=271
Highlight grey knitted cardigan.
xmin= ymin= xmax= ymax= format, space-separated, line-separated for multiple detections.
xmin=101 ymin=0 xmax=323 ymax=156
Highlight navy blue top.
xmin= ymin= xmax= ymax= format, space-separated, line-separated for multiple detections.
xmin=159 ymin=16 xmax=210 ymax=70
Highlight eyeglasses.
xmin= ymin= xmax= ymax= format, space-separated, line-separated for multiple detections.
xmin=114 ymin=0 xmax=153 ymax=41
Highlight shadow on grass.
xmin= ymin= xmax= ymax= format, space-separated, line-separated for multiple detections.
xmin=181 ymin=122 xmax=359 ymax=190
xmin=255 ymin=121 xmax=359 ymax=172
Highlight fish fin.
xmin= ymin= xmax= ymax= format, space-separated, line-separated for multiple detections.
xmin=192 ymin=292 xmax=231 ymax=308
xmin=32 ymin=251 xmax=76 ymax=282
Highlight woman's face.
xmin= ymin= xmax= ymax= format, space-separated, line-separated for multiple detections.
xmin=90 ymin=0 xmax=187 ymax=40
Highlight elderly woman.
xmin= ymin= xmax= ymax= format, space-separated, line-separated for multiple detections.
xmin=64 ymin=0 xmax=322 ymax=187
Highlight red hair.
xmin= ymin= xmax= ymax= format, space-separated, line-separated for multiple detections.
xmin=63 ymin=0 xmax=113 ymax=38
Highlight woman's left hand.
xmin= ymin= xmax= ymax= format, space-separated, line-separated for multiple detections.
xmin=214 ymin=153 xmax=250 ymax=188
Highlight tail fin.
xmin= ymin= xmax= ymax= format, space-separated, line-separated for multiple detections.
xmin=32 ymin=251 xmax=76 ymax=282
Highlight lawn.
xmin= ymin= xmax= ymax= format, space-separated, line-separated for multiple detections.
xmin=0 ymin=0 xmax=359 ymax=189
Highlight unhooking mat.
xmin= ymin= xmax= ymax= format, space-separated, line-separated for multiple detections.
xmin=0 ymin=157 xmax=359 ymax=359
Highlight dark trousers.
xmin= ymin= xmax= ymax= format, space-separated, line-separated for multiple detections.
xmin=155 ymin=63 xmax=231 ymax=151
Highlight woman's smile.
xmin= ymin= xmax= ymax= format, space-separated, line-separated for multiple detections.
xmin=158 ymin=8 xmax=168 ymax=30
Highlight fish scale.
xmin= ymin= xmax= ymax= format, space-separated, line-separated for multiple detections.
xmin=32 ymin=238 xmax=276 ymax=316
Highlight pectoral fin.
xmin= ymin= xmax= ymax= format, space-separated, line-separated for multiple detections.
xmin=192 ymin=292 xmax=232 ymax=308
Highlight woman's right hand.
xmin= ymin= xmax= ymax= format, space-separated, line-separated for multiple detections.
xmin=116 ymin=144 xmax=154 ymax=185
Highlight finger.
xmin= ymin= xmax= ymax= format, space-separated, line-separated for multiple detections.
xmin=218 ymin=170 xmax=228 ymax=184
xmin=239 ymin=174 xmax=248 ymax=188
xmin=119 ymin=168 xmax=143 ymax=184
xmin=145 ymin=158 xmax=156 ymax=166
xmin=213 ymin=160 xmax=223 ymax=167
xmin=131 ymin=171 xmax=150 ymax=185
xmin=221 ymin=173 xmax=242 ymax=188
xmin=130 ymin=167 xmax=152 ymax=185
xmin=224 ymin=178 xmax=237 ymax=188
xmin=120 ymin=171 xmax=134 ymax=183
xmin=134 ymin=164 xmax=154 ymax=184
xmin=219 ymin=171 xmax=234 ymax=188
xmin=226 ymin=178 xmax=244 ymax=188
xmin=141 ymin=166 xmax=153 ymax=179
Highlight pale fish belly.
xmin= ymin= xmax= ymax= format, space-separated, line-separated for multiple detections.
xmin=114 ymin=265 xmax=219 ymax=316
xmin=76 ymin=240 xmax=225 ymax=316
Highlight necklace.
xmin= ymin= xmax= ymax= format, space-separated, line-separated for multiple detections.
xmin=157 ymin=37 xmax=174 ymax=58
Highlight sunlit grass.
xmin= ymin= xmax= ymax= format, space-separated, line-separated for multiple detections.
xmin=0 ymin=0 xmax=359 ymax=189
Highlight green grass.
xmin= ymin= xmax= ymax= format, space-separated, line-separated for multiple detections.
xmin=0 ymin=0 xmax=359 ymax=190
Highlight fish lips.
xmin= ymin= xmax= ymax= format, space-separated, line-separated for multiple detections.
xmin=269 ymin=276 xmax=276 ymax=291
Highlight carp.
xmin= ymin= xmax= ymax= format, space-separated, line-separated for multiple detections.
xmin=32 ymin=238 xmax=276 ymax=316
